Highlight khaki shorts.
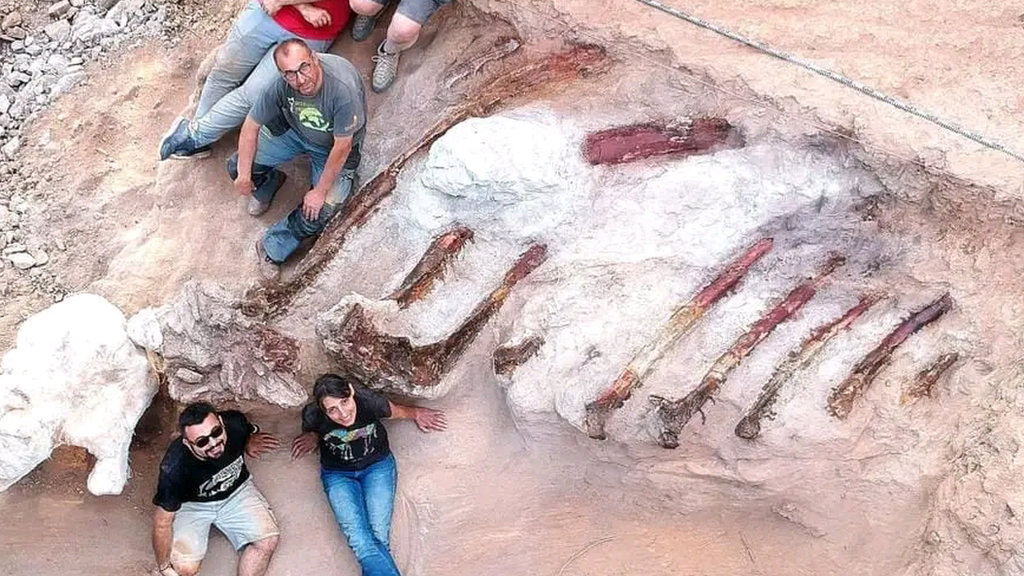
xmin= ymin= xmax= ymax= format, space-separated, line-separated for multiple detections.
xmin=170 ymin=479 xmax=280 ymax=564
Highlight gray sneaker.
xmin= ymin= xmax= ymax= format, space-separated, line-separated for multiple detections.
xmin=255 ymin=240 xmax=281 ymax=281
xmin=371 ymin=42 xmax=400 ymax=93
xmin=247 ymin=196 xmax=271 ymax=217
xmin=351 ymin=14 xmax=377 ymax=42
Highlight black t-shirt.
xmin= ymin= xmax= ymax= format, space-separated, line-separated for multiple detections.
xmin=152 ymin=411 xmax=256 ymax=512
xmin=301 ymin=385 xmax=392 ymax=471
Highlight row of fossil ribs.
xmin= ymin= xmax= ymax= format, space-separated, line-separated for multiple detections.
xmin=582 ymin=238 xmax=958 ymax=449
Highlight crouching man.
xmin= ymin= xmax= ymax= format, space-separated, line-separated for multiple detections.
xmin=152 ymin=403 xmax=282 ymax=576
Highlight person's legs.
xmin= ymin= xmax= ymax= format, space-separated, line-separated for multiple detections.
xmin=227 ymin=127 xmax=305 ymax=210
xmin=322 ymin=468 xmax=401 ymax=576
xmin=213 ymin=480 xmax=281 ymax=576
xmin=191 ymin=38 xmax=334 ymax=148
xmin=260 ymin=139 xmax=359 ymax=263
xmin=370 ymin=0 xmax=449 ymax=92
xmin=169 ymin=502 xmax=218 ymax=575
xmin=361 ymin=454 xmax=398 ymax=550
xmin=350 ymin=0 xmax=388 ymax=42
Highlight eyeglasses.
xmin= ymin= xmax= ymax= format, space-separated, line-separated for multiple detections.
xmin=281 ymin=61 xmax=313 ymax=82
xmin=191 ymin=425 xmax=224 ymax=448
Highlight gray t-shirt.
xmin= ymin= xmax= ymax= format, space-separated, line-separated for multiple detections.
xmin=250 ymin=53 xmax=366 ymax=150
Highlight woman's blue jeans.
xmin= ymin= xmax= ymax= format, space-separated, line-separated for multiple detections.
xmin=321 ymin=454 xmax=400 ymax=576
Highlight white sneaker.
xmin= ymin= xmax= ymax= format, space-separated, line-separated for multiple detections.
xmin=371 ymin=42 xmax=400 ymax=93
xmin=254 ymin=240 xmax=281 ymax=281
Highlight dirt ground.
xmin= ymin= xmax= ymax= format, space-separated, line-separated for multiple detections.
xmin=4 ymin=0 xmax=1024 ymax=574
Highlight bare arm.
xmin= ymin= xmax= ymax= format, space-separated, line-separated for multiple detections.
xmin=260 ymin=0 xmax=320 ymax=15
xmin=153 ymin=507 xmax=176 ymax=572
xmin=234 ymin=117 xmax=261 ymax=195
xmin=387 ymin=401 xmax=448 ymax=432
xmin=302 ymin=135 xmax=353 ymax=220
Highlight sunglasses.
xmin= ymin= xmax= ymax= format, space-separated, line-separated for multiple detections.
xmin=191 ymin=425 xmax=224 ymax=448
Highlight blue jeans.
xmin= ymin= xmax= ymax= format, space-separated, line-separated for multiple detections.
xmin=191 ymin=1 xmax=333 ymax=147
xmin=227 ymin=126 xmax=360 ymax=263
xmin=321 ymin=454 xmax=400 ymax=576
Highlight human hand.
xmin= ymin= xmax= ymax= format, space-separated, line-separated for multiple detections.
xmin=414 ymin=407 xmax=447 ymax=432
xmin=261 ymin=0 xmax=284 ymax=15
xmin=234 ymin=175 xmax=254 ymax=196
xmin=291 ymin=432 xmax=317 ymax=460
xmin=296 ymin=4 xmax=331 ymax=27
xmin=302 ymin=188 xmax=327 ymax=220
xmin=245 ymin=432 xmax=280 ymax=459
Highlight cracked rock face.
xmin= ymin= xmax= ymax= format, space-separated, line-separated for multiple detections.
xmin=127 ymin=281 xmax=306 ymax=407
xmin=0 ymin=293 xmax=156 ymax=495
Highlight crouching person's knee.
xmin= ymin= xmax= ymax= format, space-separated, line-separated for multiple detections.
xmin=251 ymin=534 xmax=279 ymax=556
xmin=173 ymin=561 xmax=202 ymax=576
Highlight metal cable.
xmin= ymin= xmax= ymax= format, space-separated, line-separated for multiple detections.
xmin=632 ymin=0 xmax=1024 ymax=164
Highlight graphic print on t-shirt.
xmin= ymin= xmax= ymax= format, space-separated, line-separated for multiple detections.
xmin=197 ymin=455 xmax=244 ymax=498
xmin=323 ymin=422 xmax=378 ymax=462
xmin=287 ymin=97 xmax=331 ymax=133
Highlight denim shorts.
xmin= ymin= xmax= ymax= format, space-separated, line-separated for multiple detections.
xmin=368 ymin=0 xmax=452 ymax=25
xmin=170 ymin=479 xmax=279 ymax=564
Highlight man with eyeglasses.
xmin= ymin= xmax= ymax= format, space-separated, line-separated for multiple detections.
xmin=228 ymin=38 xmax=366 ymax=280
xmin=152 ymin=402 xmax=281 ymax=576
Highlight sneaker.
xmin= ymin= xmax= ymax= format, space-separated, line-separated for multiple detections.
xmin=371 ymin=42 xmax=400 ymax=93
xmin=158 ymin=117 xmax=211 ymax=161
xmin=351 ymin=14 xmax=377 ymax=42
xmin=255 ymin=240 xmax=281 ymax=281
xmin=246 ymin=171 xmax=286 ymax=216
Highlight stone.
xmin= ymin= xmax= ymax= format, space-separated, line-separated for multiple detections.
xmin=10 ymin=40 xmax=24 ymax=51
xmin=4 ymin=72 xmax=29 ymax=88
xmin=1 ymin=137 xmax=20 ymax=159
xmin=6 ymin=251 xmax=35 ymax=269
xmin=43 ymin=20 xmax=71 ymax=43
xmin=1 ymin=11 xmax=21 ymax=31
xmin=46 ymin=53 xmax=69 ymax=74
xmin=48 ymin=1 xmax=72 ymax=18
xmin=69 ymin=0 xmax=84 ymax=6
xmin=0 ymin=294 xmax=156 ymax=495
xmin=6 ymin=27 xmax=25 ymax=40
xmin=126 ymin=282 xmax=306 ymax=407
xmin=2 ymin=243 xmax=26 ymax=254
xmin=29 ymin=249 xmax=48 ymax=266
xmin=0 ymin=94 xmax=9 ymax=115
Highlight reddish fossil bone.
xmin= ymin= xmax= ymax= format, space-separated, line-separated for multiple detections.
xmin=652 ymin=254 xmax=846 ymax=449
xmin=388 ymin=226 xmax=474 ymax=308
xmin=901 ymin=352 xmax=960 ymax=405
xmin=321 ymin=245 xmax=548 ymax=394
xmin=242 ymin=44 xmax=608 ymax=319
xmin=583 ymin=238 xmax=774 ymax=440
xmin=582 ymin=118 xmax=743 ymax=166
xmin=493 ymin=336 xmax=545 ymax=376
xmin=734 ymin=293 xmax=882 ymax=440
xmin=828 ymin=292 xmax=954 ymax=419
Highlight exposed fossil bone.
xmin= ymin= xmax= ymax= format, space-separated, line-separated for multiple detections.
xmin=443 ymin=36 xmax=522 ymax=89
xmin=318 ymin=245 xmax=548 ymax=397
xmin=735 ymin=293 xmax=882 ymax=440
xmin=584 ymin=238 xmax=774 ymax=440
xmin=828 ymin=292 xmax=954 ymax=419
xmin=493 ymin=336 xmax=545 ymax=376
xmin=901 ymin=352 xmax=960 ymax=405
xmin=388 ymin=226 xmax=474 ymax=308
xmin=243 ymin=44 xmax=609 ymax=319
xmin=582 ymin=118 xmax=744 ymax=166
xmin=653 ymin=254 xmax=846 ymax=449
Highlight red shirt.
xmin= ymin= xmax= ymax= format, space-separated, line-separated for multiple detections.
xmin=272 ymin=0 xmax=349 ymax=41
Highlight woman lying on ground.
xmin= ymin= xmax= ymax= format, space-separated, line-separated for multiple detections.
xmin=291 ymin=373 xmax=447 ymax=576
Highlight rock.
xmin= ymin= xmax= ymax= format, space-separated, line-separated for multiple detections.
xmin=0 ymin=294 xmax=157 ymax=495
xmin=6 ymin=26 xmax=26 ymax=40
xmin=23 ymin=43 xmax=42 ymax=56
xmin=29 ymin=249 xmax=48 ymax=266
xmin=126 ymin=282 xmax=306 ymax=407
xmin=48 ymin=1 xmax=72 ymax=18
xmin=43 ymin=19 xmax=71 ymax=43
xmin=6 ymin=251 xmax=35 ymax=269
xmin=0 ymin=94 xmax=9 ymax=115
xmin=51 ymin=72 xmax=85 ymax=98
xmin=46 ymin=53 xmax=69 ymax=74
xmin=175 ymin=367 xmax=203 ymax=384
xmin=1 ymin=11 xmax=21 ymax=31
xmin=105 ymin=0 xmax=145 ymax=24
xmin=69 ymin=0 xmax=84 ymax=6
xmin=1 ymin=137 xmax=20 ymax=159
xmin=10 ymin=40 xmax=24 ymax=51
xmin=2 ymin=243 xmax=26 ymax=254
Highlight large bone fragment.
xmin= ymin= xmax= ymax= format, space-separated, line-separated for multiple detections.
xmin=653 ymin=255 xmax=846 ymax=449
xmin=735 ymin=293 xmax=881 ymax=440
xmin=901 ymin=352 xmax=960 ymax=405
xmin=582 ymin=118 xmax=744 ymax=166
xmin=583 ymin=238 xmax=774 ymax=440
xmin=493 ymin=336 xmax=545 ymax=376
xmin=388 ymin=226 xmax=474 ymax=308
xmin=828 ymin=292 xmax=953 ymax=419
xmin=442 ymin=36 xmax=522 ymax=89
xmin=319 ymin=245 xmax=548 ymax=397
xmin=243 ymin=44 xmax=608 ymax=319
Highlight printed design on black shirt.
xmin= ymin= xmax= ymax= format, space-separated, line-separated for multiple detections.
xmin=287 ymin=97 xmax=331 ymax=132
xmin=323 ymin=422 xmax=378 ymax=462
xmin=198 ymin=455 xmax=244 ymax=498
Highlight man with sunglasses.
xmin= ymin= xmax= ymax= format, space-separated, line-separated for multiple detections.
xmin=152 ymin=403 xmax=281 ymax=576
xmin=228 ymin=38 xmax=366 ymax=280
